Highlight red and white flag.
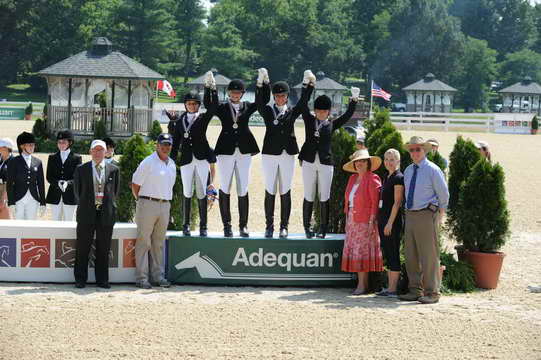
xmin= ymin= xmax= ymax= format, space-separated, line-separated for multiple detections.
xmin=157 ymin=80 xmax=176 ymax=98
xmin=371 ymin=82 xmax=391 ymax=101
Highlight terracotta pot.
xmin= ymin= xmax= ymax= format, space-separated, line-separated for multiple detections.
xmin=464 ymin=251 xmax=505 ymax=289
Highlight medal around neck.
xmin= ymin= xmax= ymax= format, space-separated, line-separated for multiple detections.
xmin=232 ymin=123 xmax=239 ymax=129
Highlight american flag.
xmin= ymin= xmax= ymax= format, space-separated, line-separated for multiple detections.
xmin=371 ymin=82 xmax=391 ymax=101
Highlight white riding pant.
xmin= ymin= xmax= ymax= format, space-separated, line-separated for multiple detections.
xmin=217 ymin=148 xmax=252 ymax=196
xmin=15 ymin=191 xmax=39 ymax=220
xmin=180 ymin=158 xmax=210 ymax=199
xmin=261 ymin=151 xmax=295 ymax=195
xmin=301 ymin=154 xmax=334 ymax=202
xmin=51 ymin=200 xmax=76 ymax=221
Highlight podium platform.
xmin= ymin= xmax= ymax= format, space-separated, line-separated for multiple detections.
xmin=167 ymin=232 xmax=354 ymax=287
xmin=0 ymin=220 xmax=354 ymax=287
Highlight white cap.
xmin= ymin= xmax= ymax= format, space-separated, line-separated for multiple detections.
xmin=355 ymin=129 xmax=366 ymax=142
xmin=475 ymin=140 xmax=489 ymax=149
xmin=90 ymin=139 xmax=107 ymax=150
xmin=0 ymin=138 xmax=15 ymax=150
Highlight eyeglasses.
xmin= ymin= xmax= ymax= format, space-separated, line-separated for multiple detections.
xmin=409 ymin=147 xmax=423 ymax=153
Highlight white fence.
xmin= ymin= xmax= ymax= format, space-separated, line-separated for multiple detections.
xmin=386 ymin=112 xmax=536 ymax=133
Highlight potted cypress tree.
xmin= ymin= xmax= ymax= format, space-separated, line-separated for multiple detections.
xmin=447 ymin=136 xmax=481 ymax=260
xmin=531 ymin=116 xmax=538 ymax=135
xmin=453 ymin=159 xmax=510 ymax=289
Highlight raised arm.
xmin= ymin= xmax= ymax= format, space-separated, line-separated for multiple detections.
xmin=255 ymin=82 xmax=273 ymax=124
xmin=201 ymin=86 xmax=219 ymax=126
xmin=300 ymin=83 xmax=316 ymax=122
xmin=331 ymin=98 xmax=358 ymax=131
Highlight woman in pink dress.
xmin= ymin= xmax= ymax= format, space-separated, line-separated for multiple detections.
xmin=342 ymin=149 xmax=383 ymax=295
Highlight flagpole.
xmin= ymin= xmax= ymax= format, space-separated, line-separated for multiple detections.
xmin=368 ymin=80 xmax=374 ymax=120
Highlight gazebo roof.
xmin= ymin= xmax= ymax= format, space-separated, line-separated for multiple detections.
xmin=499 ymin=77 xmax=541 ymax=95
xmin=188 ymin=69 xmax=231 ymax=86
xmin=38 ymin=37 xmax=164 ymax=80
xmin=403 ymin=73 xmax=457 ymax=92
xmin=293 ymin=71 xmax=347 ymax=90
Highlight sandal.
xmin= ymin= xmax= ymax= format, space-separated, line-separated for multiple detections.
xmin=352 ymin=288 xmax=367 ymax=295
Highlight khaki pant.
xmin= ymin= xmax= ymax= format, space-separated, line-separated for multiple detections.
xmin=135 ymin=198 xmax=170 ymax=283
xmin=404 ymin=209 xmax=440 ymax=296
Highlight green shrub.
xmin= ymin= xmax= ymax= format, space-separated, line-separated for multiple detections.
xmin=454 ymin=159 xmax=510 ymax=252
xmin=32 ymin=118 xmax=48 ymax=139
xmin=149 ymin=120 xmax=163 ymax=141
xmin=42 ymin=103 xmax=48 ymax=119
xmin=169 ymin=156 xmax=199 ymax=231
xmin=25 ymin=102 xmax=33 ymax=115
xmin=313 ymin=128 xmax=356 ymax=233
xmin=447 ymin=136 xmax=481 ymax=237
xmin=94 ymin=119 xmax=107 ymax=139
xmin=532 ymin=116 xmax=539 ymax=130
xmin=427 ymin=150 xmax=447 ymax=173
xmin=117 ymin=134 xmax=154 ymax=222
xmin=440 ymin=252 xmax=476 ymax=292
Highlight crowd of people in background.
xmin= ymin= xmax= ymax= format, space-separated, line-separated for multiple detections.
xmin=0 ymin=68 xmax=494 ymax=300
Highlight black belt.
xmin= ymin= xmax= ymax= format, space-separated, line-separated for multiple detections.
xmin=406 ymin=208 xmax=429 ymax=212
xmin=139 ymin=196 xmax=169 ymax=203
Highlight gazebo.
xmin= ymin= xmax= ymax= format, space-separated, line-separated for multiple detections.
xmin=187 ymin=69 xmax=231 ymax=102
xmin=293 ymin=71 xmax=347 ymax=115
xmin=403 ymin=73 xmax=457 ymax=112
xmin=499 ymin=77 xmax=541 ymax=114
xmin=38 ymin=37 xmax=164 ymax=137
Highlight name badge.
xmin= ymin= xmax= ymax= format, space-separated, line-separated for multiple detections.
xmin=379 ymin=200 xmax=383 ymax=209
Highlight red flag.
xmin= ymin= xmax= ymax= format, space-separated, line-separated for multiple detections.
xmin=157 ymin=80 xmax=176 ymax=98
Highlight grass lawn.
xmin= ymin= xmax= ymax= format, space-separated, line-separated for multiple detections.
xmin=0 ymin=84 xmax=46 ymax=103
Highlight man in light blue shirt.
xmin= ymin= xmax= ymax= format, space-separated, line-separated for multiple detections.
xmin=400 ymin=136 xmax=449 ymax=304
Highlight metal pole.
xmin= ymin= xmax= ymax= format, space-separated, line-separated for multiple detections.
xmin=67 ymin=78 xmax=72 ymax=130
xmin=368 ymin=80 xmax=374 ymax=120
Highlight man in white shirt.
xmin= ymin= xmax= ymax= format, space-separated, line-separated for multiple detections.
xmin=131 ymin=133 xmax=176 ymax=289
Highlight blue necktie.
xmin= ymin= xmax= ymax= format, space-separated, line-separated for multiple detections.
xmin=406 ymin=164 xmax=419 ymax=210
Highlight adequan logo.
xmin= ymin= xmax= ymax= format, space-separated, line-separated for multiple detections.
xmin=175 ymin=249 xmax=351 ymax=281
xmin=232 ymin=247 xmax=338 ymax=271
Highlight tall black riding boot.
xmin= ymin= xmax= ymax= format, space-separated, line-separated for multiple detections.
xmin=219 ymin=190 xmax=233 ymax=237
xmin=303 ymin=199 xmax=314 ymax=239
xmin=279 ymin=191 xmax=291 ymax=238
xmin=317 ymin=200 xmax=330 ymax=239
xmin=264 ymin=191 xmax=275 ymax=238
xmin=182 ymin=196 xmax=192 ymax=236
xmin=238 ymin=193 xmax=250 ymax=237
xmin=198 ymin=198 xmax=208 ymax=237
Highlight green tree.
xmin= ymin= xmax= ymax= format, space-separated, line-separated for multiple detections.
xmin=372 ymin=0 xmax=466 ymax=90
xmin=117 ymin=134 xmax=153 ymax=222
xmin=454 ymin=37 xmax=498 ymax=112
xmin=172 ymin=0 xmax=206 ymax=82
xmin=446 ymin=136 xmax=481 ymax=236
xmin=200 ymin=1 xmax=258 ymax=79
xmin=451 ymin=0 xmax=536 ymax=58
xmin=455 ymin=159 xmax=510 ymax=252
xmin=499 ymin=49 xmax=541 ymax=86
xmin=532 ymin=4 xmax=541 ymax=53
xmin=112 ymin=0 xmax=176 ymax=71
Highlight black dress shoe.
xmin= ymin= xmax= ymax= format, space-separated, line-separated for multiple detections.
xmin=75 ymin=282 xmax=85 ymax=289
xmin=239 ymin=227 xmax=250 ymax=238
xmin=264 ymin=227 xmax=273 ymax=238
xmin=279 ymin=227 xmax=288 ymax=238
xmin=97 ymin=282 xmax=111 ymax=289
xmin=224 ymin=226 xmax=233 ymax=237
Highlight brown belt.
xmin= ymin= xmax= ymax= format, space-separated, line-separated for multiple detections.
xmin=139 ymin=196 xmax=169 ymax=203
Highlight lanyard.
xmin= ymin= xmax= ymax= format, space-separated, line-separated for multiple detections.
xmin=228 ymin=101 xmax=242 ymax=128
xmin=183 ymin=112 xmax=199 ymax=137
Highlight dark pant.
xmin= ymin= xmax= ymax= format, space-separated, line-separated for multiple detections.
xmin=74 ymin=213 xmax=114 ymax=285
xmin=377 ymin=216 xmax=402 ymax=272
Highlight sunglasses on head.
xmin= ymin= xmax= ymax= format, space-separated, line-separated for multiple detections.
xmin=409 ymin=147 xmax=423 ymax=153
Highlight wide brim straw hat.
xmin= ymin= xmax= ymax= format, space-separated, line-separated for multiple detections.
xmin=343 ymin=149 xmax=382 ymax=173
xmin=405 ymin=136 xmax=432 ymax=152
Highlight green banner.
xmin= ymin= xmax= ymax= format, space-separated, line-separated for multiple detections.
xmin=0 ymin=107 xmax=25 ymax=120
xmin=167 ymin=233 xmax=354 ymax=286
